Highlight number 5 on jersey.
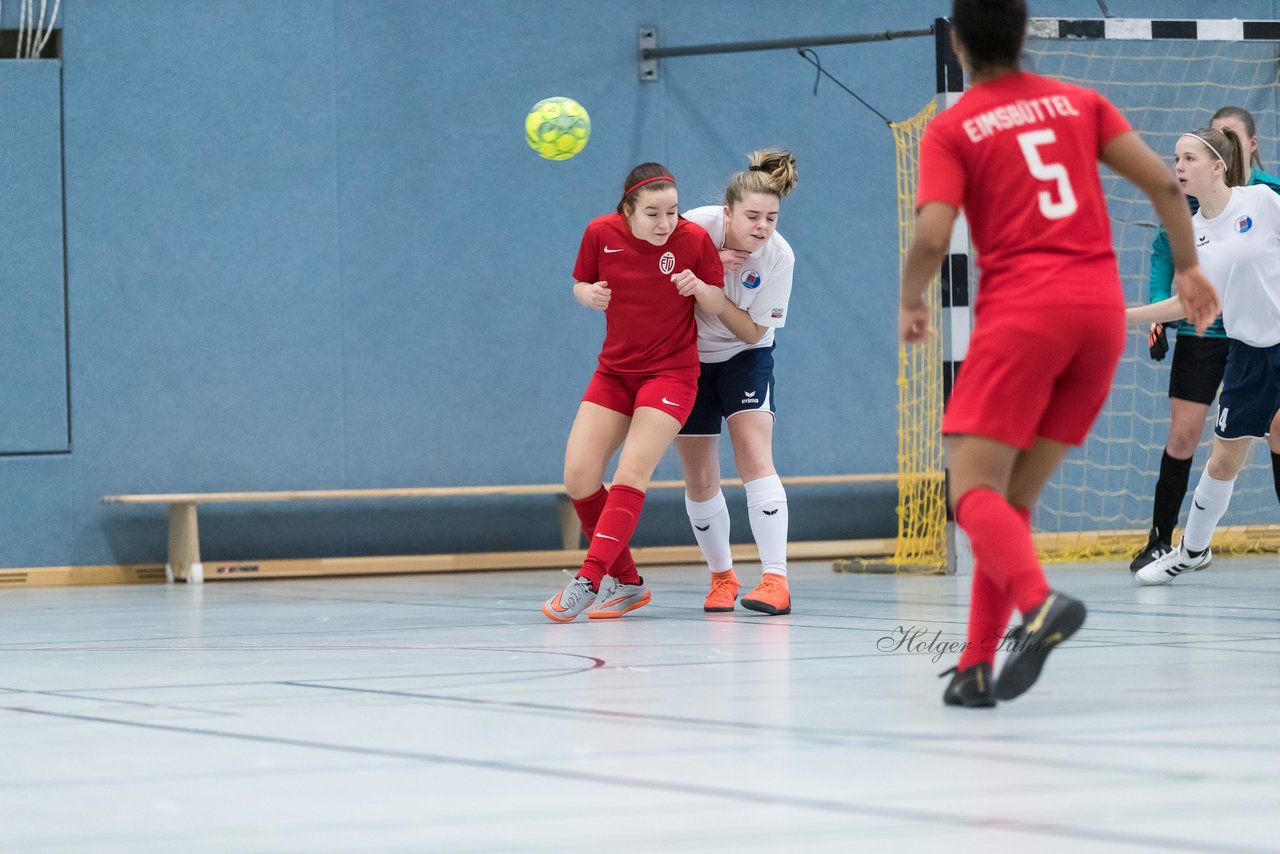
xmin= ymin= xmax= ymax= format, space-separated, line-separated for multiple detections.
xmin=1017 ymin=129 xmax=1078 ymax=220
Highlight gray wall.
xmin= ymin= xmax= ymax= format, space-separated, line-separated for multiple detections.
xmin=2 ymin=0 xmax=1278 ymax=568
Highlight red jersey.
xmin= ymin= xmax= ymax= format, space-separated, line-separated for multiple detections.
xmin=918 ymin=71 xmax=1132 ymax=311
xmin=573 ymin=214 xmax=724 ymax=375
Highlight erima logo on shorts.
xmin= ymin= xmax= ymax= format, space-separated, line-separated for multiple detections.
xmin=741 ymin=269 xmax=761 ymax=289
xmin=742 ymin=389 xmax=759 ymax=404
xmin=659 ymin=251 xmax=676 ymax=275
xmin=771 ymin=308 xmax=784 ymax=319
xmin=1236 ymin=215 xmax=1253 ymax=233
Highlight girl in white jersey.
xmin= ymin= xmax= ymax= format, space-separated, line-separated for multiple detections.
xmin=1130 ymin=106 xmax=1280 ymax=573
xmin=1127 ymin=127 xmax=1280 ymax=585
xmin=676 ymin=149 xmax=799 ymax=615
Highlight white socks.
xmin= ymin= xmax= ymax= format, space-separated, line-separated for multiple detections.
xmin=1182 ymin=472 xmax=1235 ymax=553
xmin=745 ymin=475 xmax=788 ymax=577
xmin=685 ymin=490 xmax=733 ymax=573
xmin=686 ymin=477 xmax=790 ymax=577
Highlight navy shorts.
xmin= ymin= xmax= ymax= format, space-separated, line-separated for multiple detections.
xmin=1169 ymin=334 xmax=1229 ymax=405
xmin=1215 ymin=339 xmax=1280 ymax=440
xmin=679 ymin=345 xmax=776 ymax=436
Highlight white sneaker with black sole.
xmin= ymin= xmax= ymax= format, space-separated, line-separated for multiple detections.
xmin=1134 ymin=543 xmax=1212 ymax=586
xmin=1129 ymin=530 xmax=1173 ymax=572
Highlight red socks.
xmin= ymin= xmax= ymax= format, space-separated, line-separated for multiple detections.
xmin=572 ymin=486 xmax=644 ymax=587
xmin=955 ymin=487 xmax=1050 ymax=618
xmin=957 ymin=569 xmax=1011 ymax=670
xmin=956 ymin=504 xmax=1030 ymax=670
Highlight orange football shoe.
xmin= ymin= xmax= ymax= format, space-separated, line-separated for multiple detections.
xmin=703 ymin=569 xmax=740 ymax=613
xmin=741 ymin=573 xmax=790 ymax=615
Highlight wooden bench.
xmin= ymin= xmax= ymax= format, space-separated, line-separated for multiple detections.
xmin=102 ymin=474 xmax=900 ymax=584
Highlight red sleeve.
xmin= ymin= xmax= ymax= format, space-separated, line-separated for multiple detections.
xmin=572 ymin=221 xmax=599 ymax=283
xmin=1093 ymin=90 xmax=1132 ymax=151
xmin=917 ymin=121 xmax=965 ymax=211
xmin=698 ymin=230 xmax=725 ymax=288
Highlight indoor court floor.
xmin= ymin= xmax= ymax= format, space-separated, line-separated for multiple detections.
xmin=1 ymin=557 xmax=1277 ymax=852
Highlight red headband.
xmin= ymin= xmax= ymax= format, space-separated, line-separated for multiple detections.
xmin=625 ymin=175 xmax=676 ymax=195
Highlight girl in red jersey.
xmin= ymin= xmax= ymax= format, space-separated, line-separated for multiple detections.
xmin=543 ymin=163 xmax=725 ymax=622
xmin=902 ymin=0 xmax=1219 ymax=706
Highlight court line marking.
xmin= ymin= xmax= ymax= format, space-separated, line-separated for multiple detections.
xmin=279 ymin=680 xmax=1280 ymax=782
xmin=2 ymin=704 xmax=1269 ymax=854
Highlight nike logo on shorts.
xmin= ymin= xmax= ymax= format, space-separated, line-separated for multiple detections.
xmin=603 ymin=246 xmax=623 ymax=253
xmin=1194 ymin=500 xmax=1206 ymax=510
xmin=661 ymin=397 xmax=679 ymax=406
xmin=594 ymin=532 xmax=619 ymax=541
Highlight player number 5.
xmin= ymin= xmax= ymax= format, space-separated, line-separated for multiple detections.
xmin=1017 ymin=129 xmax=1078 ymax=220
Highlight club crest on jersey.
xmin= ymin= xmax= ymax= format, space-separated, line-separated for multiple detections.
xmin=740 ymin=269 xmax=762 ymax=289
xmin=659 ymin=251 xmax=676 ymax=275
xmin=1236 ymin=215 xmax=1253 ymax=233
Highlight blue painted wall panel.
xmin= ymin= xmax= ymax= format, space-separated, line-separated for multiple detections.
xmin=0 ymin=63 xmax=68 ymax=453
xmin=0 ymin=0 xmax=1277 ymax=567
xmin=58 ymin=0 xmax=347 ymax=563
xmin=0 ymin=457 xmax=73 ymax=565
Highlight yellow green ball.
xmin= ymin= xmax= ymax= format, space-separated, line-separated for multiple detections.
xmin=525 ymin=97 xmax=591 ymax=161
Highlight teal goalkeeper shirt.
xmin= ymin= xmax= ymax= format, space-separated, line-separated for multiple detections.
xmin=1149 ymin=166 xmax=1280 ymax=338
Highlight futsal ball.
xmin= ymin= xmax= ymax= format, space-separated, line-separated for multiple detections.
xmin=526 ymin=97 xmax=591 ymax=160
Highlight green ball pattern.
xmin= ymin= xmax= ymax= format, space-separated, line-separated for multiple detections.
xmin=525 ymin=97 xmax=591 ymax=161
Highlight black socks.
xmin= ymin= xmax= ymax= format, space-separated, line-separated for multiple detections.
xmin=1152 ymin=450 xmax=1194 ymax=543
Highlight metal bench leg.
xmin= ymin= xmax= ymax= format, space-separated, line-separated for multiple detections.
xmin=167 ymin=503 xmax=204 ymax=585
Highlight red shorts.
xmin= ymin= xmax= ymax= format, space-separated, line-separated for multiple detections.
xmin=583 ymin=369 xmax=697 ymax=425
xmin=942 ymin=304 xmax=1125 ymax=449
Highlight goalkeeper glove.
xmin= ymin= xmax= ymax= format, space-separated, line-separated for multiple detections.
xmin=1148 ymin=322 xmax=1168 ymax=361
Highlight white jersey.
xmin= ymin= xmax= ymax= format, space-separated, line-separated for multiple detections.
xmin=683 ymin=205 xmax=795 ymax=363
xmin=1193 ymin=184 xmax=1280 ymax=348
